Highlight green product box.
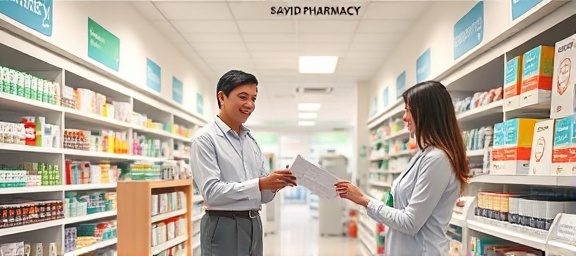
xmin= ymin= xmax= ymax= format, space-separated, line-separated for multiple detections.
xmin=9 ymin=69 xmax=17 ymax=95
xmin=16 ymin=72 xmax=24 ymax=97
xmin=24 ymin=74 xmax=31 ymax=99
xmin=2 ymin=67 xmax=10 ymax=93
xmin=31 ymin=77 xmax=37 ymax=100
xmin=37 ymin=80 xmax=44 ymax=101
xmin=42 ymin=81 xmax=50 ymax=102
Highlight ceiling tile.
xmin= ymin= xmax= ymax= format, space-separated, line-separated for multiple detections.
xmin=198 ymin=50 xmax=251 ymax=59
xmin=345 ymin=50 xmax=391 ymax=58
xmin=298 ymin=33 xmax=353 ymax=43
xmin=237 ymin=20 xmax=295 ymax=33
xmin=348 ymin=42 xmax=394 ymax=52
xmin=156 ymin=2 xmax=233 ymax=20
xmin=363 ymin=2 xmax=430 ymax=20
xmin=173 ymin=20 xmax=238 ymax=33
xmin=247 ymin=43 xmax=297 ymax=52
xmin=243 ymin=33 xmax=297 ymax=43
xmin=163 ymin=33 xmax=187 ymax=44
xmin=132 ymin=2 xmax=164 ymax=20
xmin=298 ymin=20 xmax=359 ymax=33
xmin=151 ymin=20 xmax=179 ymax=34
xmin=183 ymin=33 xmax=243 ymax=43
xmin=352 ymin=33 xmax=404 ymax=43
xmin=357 ymin=20 xmax=413 ymax=33
xmin=298 ymin=43 xmax=348 ymax=56
xmin=251 ymin=51 xmax=297 ymax=59
xmin=191 ymin=42 xmax=247 ymax=52
xmin=228 ymin=2 xmax=290 ymax=20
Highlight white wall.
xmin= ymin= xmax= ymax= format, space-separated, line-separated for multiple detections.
xmin=0 ymin=1 xmax=215 ymax=119
xmin=369 ymin=0 xmax=512 ymax=114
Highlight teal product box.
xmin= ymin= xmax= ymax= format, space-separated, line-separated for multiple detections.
xmin=493 ymin=122 xmax=505 ymax=148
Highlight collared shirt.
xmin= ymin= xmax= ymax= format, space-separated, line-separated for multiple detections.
xmin=366 ymin=147 xmax=460 ymax=256
xmin=190 ymin=116 xmax=275 ymax=211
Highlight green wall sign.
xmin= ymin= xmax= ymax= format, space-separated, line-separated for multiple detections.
xmin=88 ymin=18 xmax=120 ymax=71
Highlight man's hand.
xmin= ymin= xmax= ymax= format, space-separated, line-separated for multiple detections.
xmin=259 ymin=170 xmax=297 ymax=191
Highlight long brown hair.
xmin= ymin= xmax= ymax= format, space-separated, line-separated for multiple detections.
xmin=402 ymin=81 xmax=469 ymax=194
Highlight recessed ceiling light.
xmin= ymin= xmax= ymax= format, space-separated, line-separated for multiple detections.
xmin=298 ymin=121 xmax=316 ymax=126
xmin=298 ymin=112 xmax=318 ymax=119
xmin=299 ymin=56 xmax=338 ymax=74
xmin=298 ymin=103 xmax=321 ymax=111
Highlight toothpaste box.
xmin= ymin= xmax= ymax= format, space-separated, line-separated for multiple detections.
xmin=521 ymin=45 xmax=555 ymax=107
xmin=529 ymin=119 xmax=555 ymax=175
xmin=551 ymin=34 xmax=576 ymax=119
xmin=504 ymin=56 xmax=523 ymax=111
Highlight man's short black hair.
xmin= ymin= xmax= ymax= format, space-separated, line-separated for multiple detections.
xmin=216 ymin=70 xmax=258 ymax=109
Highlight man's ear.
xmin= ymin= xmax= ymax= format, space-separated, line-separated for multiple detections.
xmin=217 ymin=91 xmax=225 ymax=105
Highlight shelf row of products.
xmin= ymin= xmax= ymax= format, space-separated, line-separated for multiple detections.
xmin=1 ymin=66 xmax=60 ymax=105
xmin=0 ymin=199 xmax=64 ymax=229
xmin=453 ymin=88 xmax=503 ymax=114
xmin=65 ymin=220 xmax=117 ymax=253
xmin=1 ymin=162 xmax=60 ymax=188
xmin=0 ymin=117 xmax=59 ymax=148
xmin=151 ymin=191 xmax=186 ymax=217
xmin=151 ymin=217 xmax=187 ymax=248
xmin=132 ymin=112 xmax=192 ymax=139
xmin=64 ymin=191 xmax=117 ymax=218
xmin=463 ymin=126 xmax=494 ymax=153
xmin=65 ymin=161 xmax=119 ymax=186
xmin=61 ymin=85 xmax=130 ymax=123
xmin=469 ymin=235 xmax=543 ymax=256
xmin=474 ymin=190 xmax=576 ymax=231
xmin=369 ymin=118 xmax=408 ymax=145
xmin=0 ymin=241 xmax=58 ymax=256
xmin=63 ymin=129 xmax=128 ymax=155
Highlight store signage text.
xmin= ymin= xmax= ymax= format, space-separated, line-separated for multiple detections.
xmin=511 ymin=0 xmax=544 ymax=21
xmin=88 ymin=18 xmax=120 ymax=71
xmin=271 ymin=6 xmax=361 ymax=16
xmin=0 ymin=0 xmax=53 ymax=36
xmin=146 ymin=58 xmax=161 ymax=93
xmin=453 ymin=1 xmax=484 ymax=59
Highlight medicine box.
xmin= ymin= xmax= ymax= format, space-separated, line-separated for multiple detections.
xmin=529 ymin=119 xmax=555 ymax=175
xmin=550 ymin=115 xmax=576 ymax=176
xmin=551 ymin=34 xmax=576 ymax=119
xmin=491 ymin=122 xmax=506 ymax=174
xmin=520 ymin=45 xmax=555 ymax=107
xmin=504 ymin=56 xmax=523 ymax=111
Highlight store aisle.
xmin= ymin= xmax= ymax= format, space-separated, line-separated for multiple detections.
xmin=263 ymin=203 xmax=357 ymax=256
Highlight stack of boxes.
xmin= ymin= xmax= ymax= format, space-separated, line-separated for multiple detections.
xmin=491 ymin=118 xmax=538 ymax=175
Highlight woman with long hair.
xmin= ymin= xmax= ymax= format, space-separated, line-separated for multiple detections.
xmin=336 ymin=81 xmax=469 ymax=256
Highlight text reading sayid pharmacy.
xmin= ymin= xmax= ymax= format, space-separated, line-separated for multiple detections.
xmin=271 ymin=6 xmax=361 ymax=16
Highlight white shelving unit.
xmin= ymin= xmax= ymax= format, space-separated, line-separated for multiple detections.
xmin=362 ymin=2 xmax=576 ymax=255
xmin=0 ymin=22 xmax=204 ymax=255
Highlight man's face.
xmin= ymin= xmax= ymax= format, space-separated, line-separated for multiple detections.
xmin=219 ymin=83 xmax=257 ymax=124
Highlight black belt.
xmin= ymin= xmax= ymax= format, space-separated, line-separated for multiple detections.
xmin=206 ymin=210 xmax=259 ymax=219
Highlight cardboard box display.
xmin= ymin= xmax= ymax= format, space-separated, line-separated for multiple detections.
xmin=529 ymin=119 xmax=555 ymax=175
xmin=521 ymin=45 xmax=555 ymax=107
xmin=551 ymin=34 xmax=576 ymax=119
xmin=504 ymin=56 xmax=523 ymax=111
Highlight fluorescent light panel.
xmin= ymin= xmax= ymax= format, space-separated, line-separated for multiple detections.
xmin=298 ymin=103 xmax=321 ymax=111
xmin=298 ymin=121 xmax=316 ymax=126
xmin=299 ymin=56 xmax=338 ymax=74
xmin=298 ymin=112 xmax=318 ymax=119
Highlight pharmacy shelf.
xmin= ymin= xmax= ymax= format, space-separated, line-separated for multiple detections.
xmin=64 ymin=108 xmax=132 ymax=130
xmin=1 ymin=219 xmax=63 ymax=236
xmin=151 ymin=236 xmax=188 ymax=255
xmin=62 ymin=149 xmax=132 ymax=160
xmin=450 ymin=213 xmax=465 ymax=227
xmin=0 ymin=185 xmax=64 ymax=194
xmin=131 ymin=155 xmax=167 ymax=162
xmin=64 ymin=238 xmax=117 ymax=256
xmin=469 ymin=174 xmax=569 ymax=187
xmin=387 ymin=129 xmax=410 ymax=140
xmin=151 ymin=208 xmax=187 ymax=223
xmin=466 ymin=149 xmax=484 ymax=157
xmin=64 ymin=183 xmax=117 ymax=191
xmin=0 ymin=92 xmax=64 ymax=112
xmin=132 ymin=125 xmax=191 ymax=143
xmin=0 ymin=143 xmax=62 ymax=154
xmin=65 ymin=211 xmax=117 ymax=224
xmin=388 ymin=149 xmax=417 ymax=158
xmin=467 ymin=217 xmax=547 ymax=251
xmin=456 ymin=100 xmax=503 ymax=123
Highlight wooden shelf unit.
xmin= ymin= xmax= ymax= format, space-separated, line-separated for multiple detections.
xmin=117 ymin=179 xmax=193 ymax=256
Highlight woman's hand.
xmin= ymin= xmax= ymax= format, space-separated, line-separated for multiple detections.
xmin=335 ymin=180 xmax=370 ymax=207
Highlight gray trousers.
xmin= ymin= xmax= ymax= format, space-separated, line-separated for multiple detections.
xmin=200 ymin=213 xmax=263 ymax=256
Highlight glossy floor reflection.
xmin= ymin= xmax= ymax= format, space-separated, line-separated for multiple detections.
xmin=263 ymin=203 xmax=358 ymax=256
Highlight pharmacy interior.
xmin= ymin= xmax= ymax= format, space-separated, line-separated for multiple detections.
xmin=0 ymin=0 xmax=576 ymax=256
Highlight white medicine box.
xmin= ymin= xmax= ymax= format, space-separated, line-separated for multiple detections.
xmin=504 ymin=56 xmax=523 ymax=111
xmin=551 ymin=115 xmax=576 ymax=176
xmin=551 ymin=34 xmax=576 ymax=119
xmin=529 ymin=119 xmax=555 ymax=175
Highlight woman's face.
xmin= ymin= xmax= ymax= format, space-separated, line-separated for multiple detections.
xmin=403 ymin=105 xmax=415 ymax=133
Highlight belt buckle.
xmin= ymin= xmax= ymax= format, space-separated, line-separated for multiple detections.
xmin=249 ymin=210 xmax=257 ymax=219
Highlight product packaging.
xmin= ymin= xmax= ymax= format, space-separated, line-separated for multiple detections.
xmin=520 ymin=45 xmax=555 ymax=107
xmin=551 ymin=34 xmax=576 ymax=119
xmin=529 ymin=119 xmax=555 ymax=175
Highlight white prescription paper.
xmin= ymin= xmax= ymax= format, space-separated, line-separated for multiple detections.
xmin=290 ymin=155 xmax=339 ymax=199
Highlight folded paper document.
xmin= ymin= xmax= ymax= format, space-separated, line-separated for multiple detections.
xmin=290 ymin=155 xmax=339 ymax=199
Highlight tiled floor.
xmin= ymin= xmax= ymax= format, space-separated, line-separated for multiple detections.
xmin=263 ymin=203 xmax=358 ymax=256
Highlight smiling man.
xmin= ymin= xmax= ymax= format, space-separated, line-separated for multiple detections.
xmin=191 ymin=70 xmax=297 ymax=256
